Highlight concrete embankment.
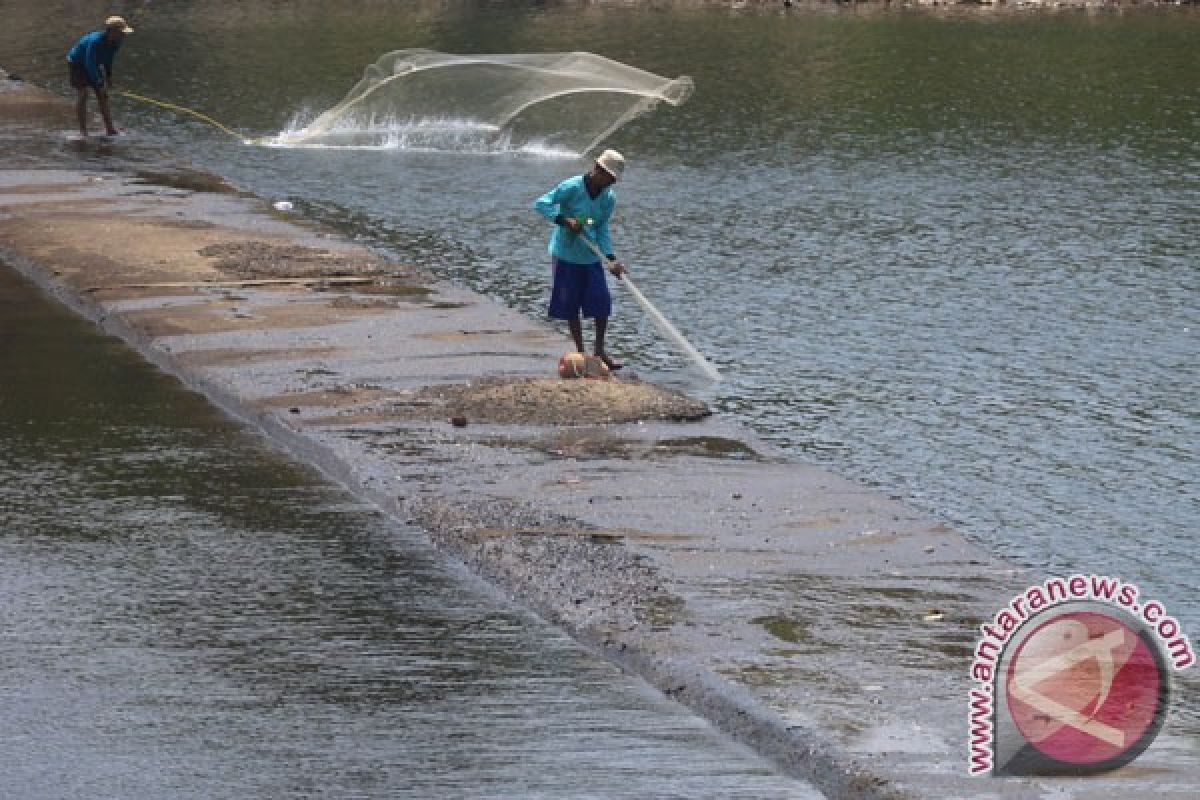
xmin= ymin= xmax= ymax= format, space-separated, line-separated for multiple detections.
xmin=2 ymin=75 xmax=1195 ymax=799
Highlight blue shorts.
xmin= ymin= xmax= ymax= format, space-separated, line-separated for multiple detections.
xmin=547 ymin=257 xmax=612 ymax=320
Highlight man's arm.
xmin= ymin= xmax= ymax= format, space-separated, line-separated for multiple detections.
xmin=534 ymin=180 xmax=587 ymax=232
xmin=534 ymin=182 xmax=566 ymax=223
xmin=101 ymin=42 xmax=119 ymax=88
xmin=588 ymin=210 xmax=625 ymax=275
xmin=83 ymin=39 xmax=105 ymax=88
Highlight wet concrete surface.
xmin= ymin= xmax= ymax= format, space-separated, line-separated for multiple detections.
xmin=0 ymin=261 xmax=819 ymax=800
xmin=2 ymin=78 xmax=1196 ymax=799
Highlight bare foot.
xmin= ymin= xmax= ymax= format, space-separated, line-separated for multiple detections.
xmin=596 ymin=353 xmax=623 ymax=371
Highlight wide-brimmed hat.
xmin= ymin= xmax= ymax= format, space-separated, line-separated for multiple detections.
xmin=595 ymin=149 xmax=625 ymax=182
xmin=105 ymin=16 xmax=134 ymax=34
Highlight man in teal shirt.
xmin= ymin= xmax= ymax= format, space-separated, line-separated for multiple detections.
xmin=534 ymin=149 xmax=628 ymax=370
xmin=67 ymin=16 xmax=133 ymax=137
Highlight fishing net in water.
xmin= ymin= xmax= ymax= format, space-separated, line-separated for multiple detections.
xmin=273 ymin=49 xmax=693 ymax=154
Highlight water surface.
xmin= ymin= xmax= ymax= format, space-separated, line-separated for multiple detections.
xmin=4 ymin=0 xmax=1196 ymax=641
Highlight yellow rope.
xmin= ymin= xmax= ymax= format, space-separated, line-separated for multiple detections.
xmin=115 ymin=90 xmax=258 ymax=143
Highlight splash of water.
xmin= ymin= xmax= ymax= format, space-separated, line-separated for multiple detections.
xmin=266 ymin=49 xmax=693 ymax=155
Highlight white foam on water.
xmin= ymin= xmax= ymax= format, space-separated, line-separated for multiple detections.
xmin=259 ymin=115 xmax=578 ymax=158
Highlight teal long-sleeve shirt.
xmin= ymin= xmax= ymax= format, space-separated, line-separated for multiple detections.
xmin=67 ymin=30 xmax=121 ymax=89
xmin=534 ymin=175 xmax=616 ymax=264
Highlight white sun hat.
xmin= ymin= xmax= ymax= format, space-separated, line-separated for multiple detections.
xmin=105 ymin=16 xmax=134 ymax=34
xmin=105 ymin=16 xmax=133 ymax=33
xmin=595 ymin=149 xmax=625 ymax=181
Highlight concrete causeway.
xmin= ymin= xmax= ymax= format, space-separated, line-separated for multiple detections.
xmin=2 ymin=76 xmax=1196 ymax=799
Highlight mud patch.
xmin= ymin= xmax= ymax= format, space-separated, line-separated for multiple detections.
xmin=132 ymin=169 xmax=241 ymax=195
xmin=474 ymin=527 xmax=701 ymax=543
xmin=259 ymin=384 xmax=396 ymax=410
xmin=758 ymin=574 xmax=985 ymax=673
xmin=0 ymin=213 xmax=230 ymax=289
xmin=393 ymin=377 xmax=711 ymax=426
xmin=480 ymin=429 xmax=644 ymax=459
xmin=155 ymin=218 xmax=219 ymax=230
xmin=653 ymin=436 xmax=761 ymax=461
xmin=480 ymin=431 xmax=760 ymax=462
xmin=0 ymin=183 xmax=84 ymax=195
xmin=199 ymin=241 xmax=392 ymax=280
xmin=121 ymin=299 xmax=393 ymax=337
xmin=328 ymin=295 xmax=404 ymax=310
xmin=753 ymin=614 xmax=812 ymax=645
xmin=331 ymin=282 xmax=433 ymax=298
xmin=172 ymin=345 xmax=341 ymax=368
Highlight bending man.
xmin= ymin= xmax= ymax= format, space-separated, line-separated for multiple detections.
xmin=534 ymin=149 xmax=628 ymax=370
xmin=67 ymin=16 xmax=134 ymax=137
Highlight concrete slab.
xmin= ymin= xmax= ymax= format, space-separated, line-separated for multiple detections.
xmin=2 ymin=80 xmax=1195 ymax=799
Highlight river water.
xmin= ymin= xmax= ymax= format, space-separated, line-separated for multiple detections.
xmin=0 ymin=264 xmax=817 ymax=796
xmin=1 ymin=0 xmax=1197 ymax=778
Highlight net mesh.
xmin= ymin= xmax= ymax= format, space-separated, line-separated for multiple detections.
xmin=272 ymin=49 xmax=693 ymax=154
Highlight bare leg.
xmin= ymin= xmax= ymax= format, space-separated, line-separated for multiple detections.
xmin=75 ymin=89 xmax=88 ymax=137
xmin=567 ymin=316 xmax=585 ymax=353
xmin=594 ymin=316 xmax=608 ymax=357
xmin=593 ymin=316 xmax=622 ymax=369
xmin=96 ymin=88 xmax=118 ymax=135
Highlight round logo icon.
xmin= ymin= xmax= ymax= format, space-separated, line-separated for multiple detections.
xmin=1004 ymin=608 xmax=1169 ymax=773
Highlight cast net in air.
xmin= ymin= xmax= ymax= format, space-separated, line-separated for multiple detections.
xmin=270 ymin=49 xmax=693 ymax=155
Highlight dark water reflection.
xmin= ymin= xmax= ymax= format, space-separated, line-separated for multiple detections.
xmin=0 ymin=265 xmax=814 ymax=797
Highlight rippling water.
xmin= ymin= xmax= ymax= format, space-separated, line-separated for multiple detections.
xmin=0 ymin=265 xmax=816 ymax=797
xmin=3 ymin=1 xmax=1196 ymax=644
